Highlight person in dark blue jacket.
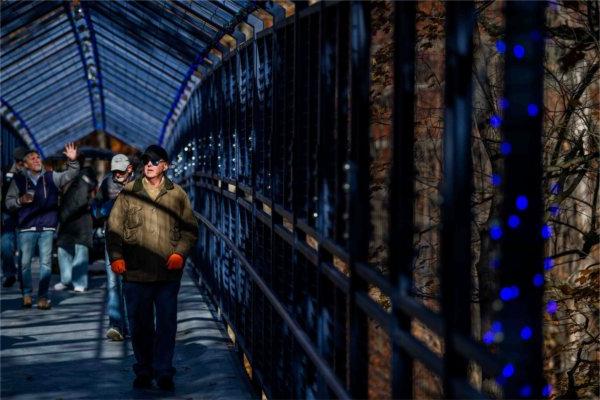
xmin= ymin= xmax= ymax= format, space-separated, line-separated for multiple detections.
xmin=5 ymin=143 xmax=79 ymax=309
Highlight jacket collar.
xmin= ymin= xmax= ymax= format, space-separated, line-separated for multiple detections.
xmin=132 ymin=175 xmax=174 ymax=195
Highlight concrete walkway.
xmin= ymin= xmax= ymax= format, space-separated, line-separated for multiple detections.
xmin=0 ymin=260 xmax=253 ymax=400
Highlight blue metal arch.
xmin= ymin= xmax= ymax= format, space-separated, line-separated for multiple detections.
xmin=158 ymin=2 xmax=259 ymax=147
xmin=82 ymin=1 xmax=106 ymax=131
xmin=64 ymin=1 xmax=98 ymax=131
xmin=0 ymin=97 xmax=44 ymax=157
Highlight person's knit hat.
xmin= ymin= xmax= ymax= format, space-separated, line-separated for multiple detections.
xmin=141 ymin=144 xmax=169 ymax=164
xmin=110 ymin=154 xmax=130 ymax=172
xmin=13 ymin=147 xmax=31 ymax=161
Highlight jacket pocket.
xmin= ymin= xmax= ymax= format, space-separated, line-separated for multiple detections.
xmin=124 ymin=205 xmax=143 ymax=243
xmin=169 ymin=224 xmax=181 ymax=243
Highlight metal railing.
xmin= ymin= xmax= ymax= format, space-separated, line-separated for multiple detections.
xmin=169 ymin=2 xmax=546 ymax=398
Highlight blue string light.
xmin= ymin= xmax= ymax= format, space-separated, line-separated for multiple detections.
xmin=491 ymin=173 xmax=502 ymax=186
xmin=508 ymin=215 xmax=521 ymax=228
xmin=483 ymin=330 xmax=495 ymax=345
xmin=516 ymin=195 xmax=529 ymax=210
xmin=542 ymin=384 xmax=553 ymax=397
xmin=544 ymin=257 xmax=554 ymax=271
xmin=548 ymin=204 xmax=560 ymax=216
xmin=499 ymin=97 xmax=509 ymax=110
xmin=550 ymin=182 xmax=561 ymax=195
xmin=520 ymin=326 xmax=533 ymax=340
xmin=496 ymin=40 xmax=507 ymax=54
xmin=491 ymin=321 xmax=502 ymax=332
xmin=542 ymin=224 xmax=553 ymax=239
xmin=500 ymin=286 xmax=519 ymax=301
xmin=513 ymin=44 xmax=525 ymax=58
xmin=502 ymin=363 xmax=515 ymax=378
xmin=490 ymin=224 xmax=503 ymax=240
xmin=490 ymin=114 xmax=502 ymax=128
xmin=533 ymin=273 xmax=544 ymax=287
xmin=500 ymin=141 xmax=512 ymax=155
xmin=520 ymin=385 xmax=532 ymax=397
xmin=527 ymin=103 xmax=539 ymax=116
xmin=547 ymin=300 xmax=558 ymax=314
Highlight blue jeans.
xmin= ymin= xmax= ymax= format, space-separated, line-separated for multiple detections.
xmin=124 ymin=280 xmax=181 ymax=379
xmin=19 ymin=231 xmax=53 ymax=298
xmin=105 ymin=246 xmax=127 ymax=331
xmin=1 ymin=231 xmax=17 ymax=279
xmin=57 ymin=244 xmax=89 ymax=290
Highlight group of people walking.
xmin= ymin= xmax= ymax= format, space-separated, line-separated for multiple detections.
xmin=1 ymin=143 xmax=198 ymax=391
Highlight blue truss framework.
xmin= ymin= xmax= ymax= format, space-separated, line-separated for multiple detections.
xmin=0 ymin=0 xmax=275 ymax=154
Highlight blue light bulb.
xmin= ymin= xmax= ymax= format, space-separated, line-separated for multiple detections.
xmin=527 ymin=103 xmax=539 ymax=116
xmin=490 ymin=115 xmax=502 ymax=128
xmin=491 ymin=174 xmax=502 ymax=186
xmin=533 ymin=273 xmax=544 ymax=287
xmin=502 ymin=363 xmax=515 ymax=378
xmin=491 ymin=321 xmax=502 ymax=332
xmin=500 ymin=142 xmax=512 ymax=155
xmin=513 ymin=44 xmax=525 ymax=58
xmin=542 ymin=224 xmax=553 ymax=239
xmin=496 ymin=40 xmax=507 ymax=54
xmin=520 ymin=326 xmax=533 ymax=340
xmin=490 ymin=225 xmax=503 ymax=240
xmin=483 ymin=330 xmax=495 ymax=345
xmin=508 ymin=215 xmax=520 ymax=228
xmin=516 ymin=195 xmax=528 ymax=210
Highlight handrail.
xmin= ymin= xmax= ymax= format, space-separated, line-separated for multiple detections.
xmin=194 ymin=211 xmax=350 ymax=400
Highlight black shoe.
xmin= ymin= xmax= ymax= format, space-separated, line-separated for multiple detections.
xmin=156 ymin=376 xmax=174 ymax=391
xmin=132 ymin=375 xmax=152 ymax=389
xmin=2 ymin=276 xmax=16 ymax=288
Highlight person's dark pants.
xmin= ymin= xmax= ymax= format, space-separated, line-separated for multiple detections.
xmin=123 ymin=280 xmax=181 ymax=380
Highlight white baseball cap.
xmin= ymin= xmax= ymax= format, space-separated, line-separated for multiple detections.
xmin=111 ymin=154 xmax=130 ymax=172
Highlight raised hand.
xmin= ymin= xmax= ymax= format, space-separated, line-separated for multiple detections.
xmin=63 ymin=142 xmax=78 ymax=161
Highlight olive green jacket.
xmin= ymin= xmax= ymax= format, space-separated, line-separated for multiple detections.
xmin=107 ymin=176 xmax=199 ymax=282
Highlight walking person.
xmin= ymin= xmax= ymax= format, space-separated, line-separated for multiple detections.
xmin=4 ymin=143 xmax=80 ymax=309
xmin=107 ymin=145 xmax=198 ymax=390
xmin=1 ymin=147 xmax=27 ymax=288
xmin=92 ymin=154 xmax=134 ymax=341
xmin=54 ymin=167 xmax=97 ymax=293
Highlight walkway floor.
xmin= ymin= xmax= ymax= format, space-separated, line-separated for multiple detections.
xmin=1 ymin=259 xmax=253 ymax=400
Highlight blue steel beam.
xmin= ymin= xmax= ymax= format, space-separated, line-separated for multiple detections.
xmin=81 ymin=2 xmax=106 ymax=131
xmin=64 ymin=1 xmax=99 ymax=131
xmin=159 ymin=2 xmax=259 ymax=147
xmin=0 ymin=97 xmax=44 ymax=157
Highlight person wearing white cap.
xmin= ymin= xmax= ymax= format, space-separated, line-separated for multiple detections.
xmin=92 ymin=154 xmax=134 ymax=341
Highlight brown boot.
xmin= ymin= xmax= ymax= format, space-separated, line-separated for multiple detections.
xmin=22 ymin=295 xmax=32 ymax=308
xmin=37 ymin=298 xmax=51 ymax=310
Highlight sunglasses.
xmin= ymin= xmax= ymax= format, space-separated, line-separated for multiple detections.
xmin=142 ymin=158 xmax=164 ymax=167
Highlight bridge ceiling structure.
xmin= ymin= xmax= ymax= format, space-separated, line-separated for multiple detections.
xmin=0 ymin=0 xmax=263 ymax=155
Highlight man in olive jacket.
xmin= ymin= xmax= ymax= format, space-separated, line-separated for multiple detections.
xmin=107 ymin=144 xmax=198 ymax=391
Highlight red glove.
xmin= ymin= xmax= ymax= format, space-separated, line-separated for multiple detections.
xmin=167 ymin=253 xmax=185 ymax=270
xmin=111 ymin=259 xmax=126 ymax=275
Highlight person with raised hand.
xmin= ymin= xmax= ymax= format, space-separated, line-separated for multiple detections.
xmin=5 ymin=143 xmax=80 ymax=309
